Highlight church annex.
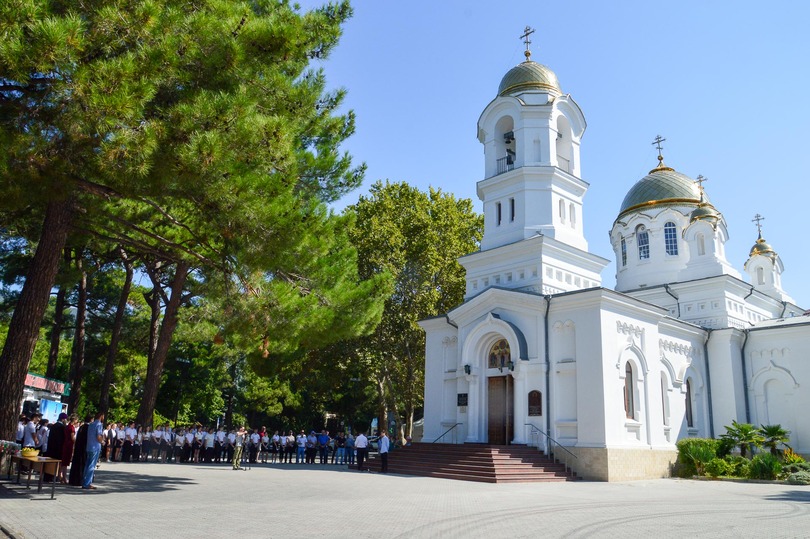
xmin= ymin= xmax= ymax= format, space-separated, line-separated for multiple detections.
xmin=418 ymin=32 xmax=809 ymax=481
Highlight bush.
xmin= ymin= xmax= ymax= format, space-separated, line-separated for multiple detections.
xmin=787 ymin=471 xmax=810 ymax=485
xmin=723 ymin=455 xmax=750 ymax=477
xmin=782 ymin=462 xmax=810 ymax=475
xmin=676 ymin=438 xmax=719 ymax=477
xmin=705 ymin=457 xmax=734 ymax=478
xmin=749 ymin=453 xmax=782 ymax=480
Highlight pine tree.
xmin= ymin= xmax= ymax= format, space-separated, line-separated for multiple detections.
xmin=0 ymin=0 xmax=380 ymax=438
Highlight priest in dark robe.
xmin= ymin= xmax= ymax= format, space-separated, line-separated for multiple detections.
xmin=68 ymin=417 xmax=90 ymax=487
xmin=43 ymin=412 xmax=67 ymax=482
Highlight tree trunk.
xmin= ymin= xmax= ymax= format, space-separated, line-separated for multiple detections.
xmin=67 ymin=254 xmax=87 ymax=411
xmin=45 ymin=280 xmax=67 ymax=379
xmin=136 ymin=261 xmax=190 ymax=428
xmin=0 ymin=199 xmax=74 ymax=441
xmin=99 ymin=251 xmax=134 ymax=416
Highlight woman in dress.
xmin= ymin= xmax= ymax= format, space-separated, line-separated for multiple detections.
xmin=60 ymin=414 xmax=78 ymax=483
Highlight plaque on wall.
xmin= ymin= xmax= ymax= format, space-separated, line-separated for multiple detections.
xmin=457 ymin=393 xmax=468 ymax=407
xmin=528 ymin=390 xmax=542 ymax=416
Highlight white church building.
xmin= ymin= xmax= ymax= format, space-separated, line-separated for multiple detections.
xmin=418 ymin=40 xmax=809 ymax=481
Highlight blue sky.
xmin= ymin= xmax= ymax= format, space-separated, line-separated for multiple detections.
xmin=304 ymin=0 xmax=810 ymax=307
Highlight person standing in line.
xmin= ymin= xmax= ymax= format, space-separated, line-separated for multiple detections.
xmin=296 ymin=430 xmax=306 ymax=464
xmin=334 ymin=432 xmax=346 ymax=465
xmin=379 ymin=430 xmax=390 ymax=473
xmin=226 ymin=429 xmax=236 ymax=463
xmin=173 ymin=428 xmax=185 ymax=463
xmin=162 ymin=423 xmax=173 ymax=463
xmin=305 ymin=431 xmax=317 ymax=464
xmin=317 ymin=430 xmax=330 ymax=464
xmin=115 ymin=422 xmax=126 ymax=461
xmin=260 ymin=429 xmax=270 ymax=464
xmin=232 ymin=427 xmax=246 ymax=470
xmin=83 ymin=411 xmax=105 ymax=490
xmin=345 ymin=433 xmax=355 ymax=466
xmin=151 ymin=425 xmax=162 ymax=461
xmin=142 ymin=426 xmax=152 ymax=461
xmin=122 ymin=421 xmax=136 ymax=462
xmin=355 ymin=431 xmax=369 ymax=472
xmin=132 ymin=425 xmax=142 ymax=462
xmin=214 ymin=426 xmax=225 ymax=463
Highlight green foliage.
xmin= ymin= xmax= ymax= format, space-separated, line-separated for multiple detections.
xmin=724 ymin=455 xmax=751 ymax=478
xmin=758 ymin=424 xmax=791 ymax=456
xmin=705 ymin=457 xmax=734 ymax=478
xmin=676 ymin=438 xmax=718 ymax=477
xmin=787 ymin=472 xmax=810 ymax=485
xmin=721 ymin=421 xmax=764 ymax=459
xmin=748 ymin=453 xmax=782 ymax=480
xmin=715 ymin=436 xmax=736 ymax=458
xmin=782 ymin=462 xmax=810 ymax=475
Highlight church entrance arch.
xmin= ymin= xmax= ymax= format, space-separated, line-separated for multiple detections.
xmin=487 ymin=339 xmax=513 ymax=445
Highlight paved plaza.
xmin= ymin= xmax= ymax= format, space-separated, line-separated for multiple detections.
xmin=2 ymin=461 xmax=810 ymax=538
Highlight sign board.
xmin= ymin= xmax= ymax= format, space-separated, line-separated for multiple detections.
xmin=457 ymin=393 xmax=468 ymax=407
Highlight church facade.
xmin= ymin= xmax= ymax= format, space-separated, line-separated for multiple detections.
xmin=418 ymin=41 xmax=809 ymax=481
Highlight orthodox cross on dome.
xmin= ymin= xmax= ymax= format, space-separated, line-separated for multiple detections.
xmin=752 ymin=213 xmax=765 ymax=238
xmin=651 ymin=134 xmax=667 ymax=167
xmin=520 ymin=26 xmax=535 ymax=61
xmin=695 ymin=174 xmax=708 ymax=201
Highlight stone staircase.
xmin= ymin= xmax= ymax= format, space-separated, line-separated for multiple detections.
xmin=355 ymin=443 xmax=579 ymax=483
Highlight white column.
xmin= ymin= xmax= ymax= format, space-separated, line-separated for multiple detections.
xmin=512 ymin=368 xmax=527 ymax=444
xmin=465 ymin=370 xmax=481 ymax=442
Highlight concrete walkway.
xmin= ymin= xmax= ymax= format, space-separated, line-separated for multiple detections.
xmin=2 ymin=461 xmax=809 ymax=538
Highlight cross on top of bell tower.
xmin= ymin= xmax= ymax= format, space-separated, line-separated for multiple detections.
xmin=752 ymin=213 xmax=765 ymax=238
xmin=520 ymin=26 xmax=535 ymax=61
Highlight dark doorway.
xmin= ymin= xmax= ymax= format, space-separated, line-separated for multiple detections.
xmin=488 ymin=376 xmax=513 ymax=445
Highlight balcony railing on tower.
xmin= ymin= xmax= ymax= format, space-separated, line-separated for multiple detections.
xmin=496 ymin=156 xmax=515 ymax=175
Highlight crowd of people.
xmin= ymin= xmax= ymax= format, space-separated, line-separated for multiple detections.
xmin=17 ymin=411 xmax=401 ymax=490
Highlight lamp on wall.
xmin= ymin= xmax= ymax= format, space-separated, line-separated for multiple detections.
xmin=507 ymin=360 xmax=515 ymax=372
xmin=463 ymin=364 xmax=471 ymax=375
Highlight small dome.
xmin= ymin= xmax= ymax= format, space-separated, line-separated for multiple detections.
xmin=498 ymin=61 xmax=562 ymax=97
xmin=690 ymin=203 xmax=720 ymax=223
xmin=750 ymin=237 xmax=776 ymax=258
xmin=617 ymin=166 xmax=706 ymax=220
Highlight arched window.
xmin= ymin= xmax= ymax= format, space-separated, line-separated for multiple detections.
xmin=685 ymin=379 xmax=694 ymax=428
xmin=757 ymin=266 xmax=765 ymax=285
xmin=488 ymin=339 xmax=511 ymax=369
xmin=620 ymin=237 xmax=627 ymax=267
xmin=559 ymin=199 xmax=566 ymax=223
xmin=509 ymin=198 xmax=515 ymax=222
xmin=661 ymin=373 xmax=670 ymax=426
xmin=637 ymin=226 xmax=650 ymax=260
xmin=624 ymin=362 xmax=635 ymax=419
xmin=664 ymin=222 xmax=678 ymax=255
xmin=569 ymin=203 xmax=576 ymax=228
xmin=496 ymin=202 xmax=502 ymax=226
xmin=697 ymin=234 xmax=705 ymax=256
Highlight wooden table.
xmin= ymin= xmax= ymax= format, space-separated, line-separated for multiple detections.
xmin=9 ymin=455 xmax=61 ymax=499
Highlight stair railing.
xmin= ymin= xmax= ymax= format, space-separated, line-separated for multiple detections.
xmin=525 ymin=422 xmax=577 ymax=475
xmin=432 ymin=423 xmax=463 ymax=444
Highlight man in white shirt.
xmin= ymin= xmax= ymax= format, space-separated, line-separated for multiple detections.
xmin=378 ymin=430 xmax=390 ymax=473
xmin=23 ymin=414 xmax=40 ymax=448
xmin=355 ymin=431 xmax=369 ymax=472
xmin=226 ymin=430 xmax=236 ymax=463
xmin=184 ymin=429 xmax=194 ymax=463
xmin=296 ymin=431 xmax=306 ymax=464
xmin=16 ymin=415 xmax=27 ymax=445
xmin=215 ymin=428 xmax=226 ymax=463
xmin=123 ymin=422 xmax=137 ymax=462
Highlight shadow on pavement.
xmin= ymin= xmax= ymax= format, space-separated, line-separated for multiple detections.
xmin=765 ymin=490 xmax=810 ymax=503
xmin=4 ymin=469 xmax=199 ymax=497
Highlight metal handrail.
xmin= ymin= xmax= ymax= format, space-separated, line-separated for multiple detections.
xmin=433 ymin=423 xmax=463 ymax=443
xmin=524 ymin=423 xmax=577 ymax=460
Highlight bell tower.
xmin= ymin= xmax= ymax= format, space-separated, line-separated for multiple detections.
xmin=461 ymin=29 xmax=607 ymax=299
